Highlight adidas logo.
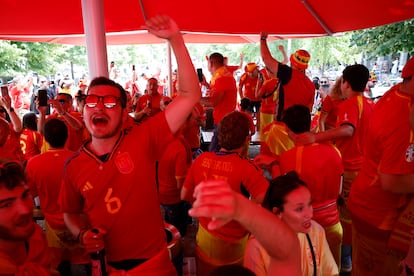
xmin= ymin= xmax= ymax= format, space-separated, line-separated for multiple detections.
xmin=82 ymin=182 xmax=93 ymax=192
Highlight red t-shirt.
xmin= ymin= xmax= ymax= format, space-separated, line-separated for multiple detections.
xmin=210 ymin=66 xmax=237 ymax=124
xmin=320 ymin=95 xmax=344 ymax=129
xmin=157 ymin=137 xmax=190 ymax=204
xmin=60 ymin=113 xmax=174 ymax=262
xmin=183 ymin=151 xmax=268 ymax=241
xmin=9 ymin=85 xmax=24 ymax=109
xmin=348 ymin=85 xmax=414 ymax=230
xmin=0 ymin=225 xmax=52 ymax=274
xmin=280 ymin=144 xmax=344 ymax=227
xmin=335 ymin=95 xmax=374 ymax=170
xmin=26 ymin=149 xmax=75 ymax=229
xmin=136 ymin=93 xmax=163 ymax=118
xmin=278 ymin=64 xmax=315 ymax=111
xmin=239 ymin=73 xmax=260 ymax=102
xmin=1 ymin=127 xmax=24 ymax=161
xmin=258 ymin=78 xmax=278 ymax=114
xmin=19 ymin=128 xmax=43 ymax=161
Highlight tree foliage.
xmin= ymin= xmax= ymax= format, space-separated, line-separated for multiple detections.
xmin=349 ymin=19 xmax=414 ymax=58
xmin=0 ymin=19 xmax=412 ymax=79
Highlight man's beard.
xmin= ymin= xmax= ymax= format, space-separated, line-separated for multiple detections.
xmin=0 ymin=218 xmax=35 ymax=241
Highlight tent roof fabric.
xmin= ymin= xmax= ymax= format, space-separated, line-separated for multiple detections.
xmin=0 ymin=0 xmax=413 ymax=44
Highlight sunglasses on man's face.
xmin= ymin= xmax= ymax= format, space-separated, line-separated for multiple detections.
xmin=320 ymin=81 xmax=329 ymax=85
xmin=84 ymin=94 xmax=120 ymax=109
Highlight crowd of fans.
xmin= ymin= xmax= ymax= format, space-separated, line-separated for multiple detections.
xmin=0 ymin=14 xmax=413 ymax=276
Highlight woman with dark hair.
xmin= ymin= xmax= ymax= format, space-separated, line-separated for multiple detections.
xmin=244 ymin=171 xmax=339 ymax=276
xmin=19 ymin=112 xmax=43 ymax=161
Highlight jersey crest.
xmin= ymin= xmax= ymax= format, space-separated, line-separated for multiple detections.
xmin=405 ymin=144 xmax=414 ymax=162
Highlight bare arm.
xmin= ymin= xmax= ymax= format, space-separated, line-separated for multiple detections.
xmin=144 ymin=15 xmax=201 ymax=134
xmin=318 ymin=111 xmax=329 ymax=132
xmin=0 ymin=95 xmax=22 ymax=133
xmin=278 ymin=45 xmax=288 ymax=65
xmin=63 ymin=213 xmax=89 ymax=238
xmin=49 ymin=99 xmax=83 ymax=130
xmin=260 ymin=32 xmax=280 ymax=77
xmin=238 ymin=52 xmax=245 ymax=69
xmin=189 ymin=180 xmax=301 ymax=275
xmin=294 ymin=124 xmax=354 ymax=145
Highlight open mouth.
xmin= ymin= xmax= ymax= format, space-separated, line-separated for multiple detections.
xmin=15 ymin=216 xmax=32 ymax=227
xmin=303 ymin=220 xmax=311 ymax=229
xmin=92 ymin=116 xmax=108 ymax=126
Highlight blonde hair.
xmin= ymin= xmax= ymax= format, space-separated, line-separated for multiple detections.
xmin=329 ymin=76 xmax=344 ymax=101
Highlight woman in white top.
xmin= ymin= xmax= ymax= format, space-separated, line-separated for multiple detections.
xmin=244 ymin=171 xmax=339 ymax=276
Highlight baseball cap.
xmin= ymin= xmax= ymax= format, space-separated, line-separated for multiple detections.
xmin=290 ymin=49 xmax=311 ymax=70
xmin=401 ymin=57 xmax=414 ymax=78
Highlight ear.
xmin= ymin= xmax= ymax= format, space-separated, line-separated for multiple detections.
xmin=272 ymin=207 xmax=281 ymax=216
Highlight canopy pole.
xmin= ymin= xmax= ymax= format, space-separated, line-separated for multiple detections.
xmin=301 ymin=0 xmax=333 ymax=36
xmin=139 ymin=0 xmax=147 ymax=21
xmin=167 ymin=42 xmax=172 ymax=97
xmin=81 ymin=0 xmax=109 ymax=79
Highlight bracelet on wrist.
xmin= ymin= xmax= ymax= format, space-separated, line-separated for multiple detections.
xmin=260 ymin=36 xmax=267 ymax=41
xmin=8 ymin=107 xmax=14 ymax=113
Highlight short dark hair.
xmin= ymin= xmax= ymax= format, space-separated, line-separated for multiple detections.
xmin=342 ymin=64 xmax=369 ymax=92
xmin=0 ymin=160 xmax=26 ymax=190
xmin=281 ymin=105 xmax=311 ymax=134
xmin=209 ymin=53 xmax=224 ymax=67
xmin=262 ymin=171 xmax=307 ymax=212
xmin=88 ymin=76 xmax=127 ymax=108
xmin=43 ymin=118 xmax=68 ymax=148
xmin=22 ymin=112 xmax=38 ymax=131
xmin=57 ymin=93 xmax=73 ymax=102
xmin=218 ymin=111 xmax=250 ymax=151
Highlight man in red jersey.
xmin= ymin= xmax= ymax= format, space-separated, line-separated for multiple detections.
xmin=59 ymin=15 xmax=201 ymax=275
xmin=239 ymin=62 xmax=262 ymax=131
xmin=26 ymin=118 xmax=89 ymax=274
xmin=260 ymin=32 xmax=315 ymax=121
xmin=38 ymin=92 xmax=86 ymax=152
xmin=200 ymin=52 xmax=237 ymax=152
xmin=0 ymin=160 xmax=57 ymax=275
xmin=181 ymin=111 xmax=268 ymax=275
xmin=134 ymin=77 xmax=163 ymax=122
xmin=347 ymin=57 xmax=414 ymax=276
xmin=279 ymin=104 xmax=344 ymax=268
xmin=294 ymin=64 xmax=374 ymax=273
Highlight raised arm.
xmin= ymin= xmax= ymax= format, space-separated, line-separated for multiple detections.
xmin=144 ymin=15 xmax=201 ymax=134
xmin=0 ymin=95 xmax=22 ymax=133
xmin=278 ymin=45 xmax=288 ymax=65
xmin=260 ymin=32 xmax=280 ymax=77
xmin=189 ymin=180 xmax=301 ymax=275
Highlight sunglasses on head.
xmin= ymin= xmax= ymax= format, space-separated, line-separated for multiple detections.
xmin=84 ymin=94 xmax=120 ymax=109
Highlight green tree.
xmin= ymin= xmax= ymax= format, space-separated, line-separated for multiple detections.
xmin=350 ymin=19 xmax=414 ymax=58
xmin=0 ymin=41 xmax=27 ymax=78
